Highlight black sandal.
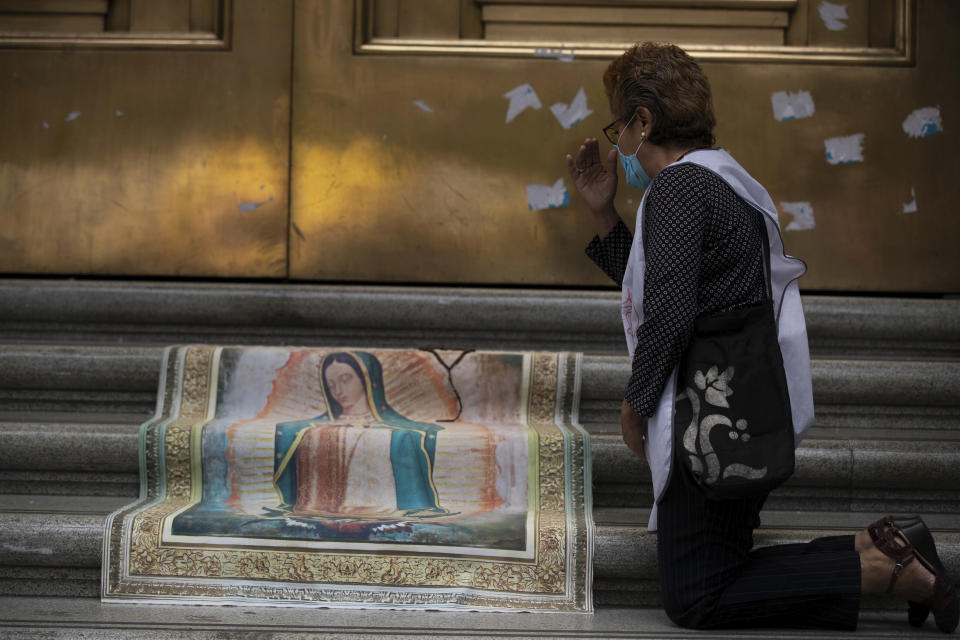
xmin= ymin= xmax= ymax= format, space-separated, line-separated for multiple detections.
xmin=868 ymin=515 xmax=959 ymax=633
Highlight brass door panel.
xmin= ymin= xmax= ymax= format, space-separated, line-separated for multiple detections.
xmin=0 ymin=0 xmax=290 ymax=278
xmin=290 ymin=0 xmax=958 ymax=291
xmin=0 ymin=0 xmax=229 ymax=49
xmin=362 ymin=0 xmax=913 ymax=65
xmin=2 ymin=0 xmax=956 ymax=291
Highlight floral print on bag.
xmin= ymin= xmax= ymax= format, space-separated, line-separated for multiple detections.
xmin=678 ymin=366 xmax=769 ymax=486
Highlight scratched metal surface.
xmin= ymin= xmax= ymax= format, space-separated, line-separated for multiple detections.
xmin=1 ymin=1 xmax=959 ymax=291
xmin=0 ymin=1 xmax=292 ymax=279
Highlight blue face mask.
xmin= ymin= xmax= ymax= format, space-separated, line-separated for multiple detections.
xmin=618 ymin=146 xmax=651 ymax=190
xmin=615 ymin=113 xmax=651 ymax=189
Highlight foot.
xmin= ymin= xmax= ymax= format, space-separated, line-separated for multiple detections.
xmin=857 ymin=527 xmax=936 ymax=601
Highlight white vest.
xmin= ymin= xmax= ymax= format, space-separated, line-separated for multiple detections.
xmin=620 ymin=149 xmax=815 ymax=531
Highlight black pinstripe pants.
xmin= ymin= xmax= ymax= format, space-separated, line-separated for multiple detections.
xmin=656 ymin=459 xmax=862 ymax=630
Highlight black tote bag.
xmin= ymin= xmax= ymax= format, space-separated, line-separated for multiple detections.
xmin=673 ymin=220 xmax=796 ymax=500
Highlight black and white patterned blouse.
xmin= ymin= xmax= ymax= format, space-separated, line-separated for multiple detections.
xmin=585 ymin=162 xmax=768 ymax=417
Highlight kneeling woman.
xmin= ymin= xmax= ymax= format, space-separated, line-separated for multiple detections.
xmin=567 ymin=42 xmax=957 ymax=633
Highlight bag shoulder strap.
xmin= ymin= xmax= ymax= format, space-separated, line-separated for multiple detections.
xmin=755 ymin=206 xmax=773 ymax=302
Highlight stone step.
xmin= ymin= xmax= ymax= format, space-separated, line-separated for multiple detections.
xmin=0 ymin=345 xmax=158 ymax=417
xmin=1 ymin=347 xmax=957 ymax=439
xmin=593 ymin=435 xmax=960 ymax=513
xmin=2 ymin=421 xmax=958 ymax=513
xmin=1 ymin=281 xmax=955 ymax=634
xmin=2 ymin=279 xmax=958 ymax=359
xmin=581 ymin=356 xmax=960 ymax=441
xmin=0 ymin=422 xmax=136 ymax=473
xmin=1 ymin=498 xmax=958 ymax=606
xmin=581 ymin=356 xmax=960 ymax=407
xmin=0 ymin=596 xmax=930 ymax=639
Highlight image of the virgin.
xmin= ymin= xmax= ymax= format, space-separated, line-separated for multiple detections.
xmin=272 ymin=351 xmax=444 ymax=517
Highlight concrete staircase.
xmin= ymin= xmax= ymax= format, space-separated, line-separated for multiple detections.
xmin=0 ymin=278 xmax=958 ymax=638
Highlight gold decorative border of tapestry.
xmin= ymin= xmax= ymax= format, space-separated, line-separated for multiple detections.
xmin=102 ymin=346 xmax=593 ymax=611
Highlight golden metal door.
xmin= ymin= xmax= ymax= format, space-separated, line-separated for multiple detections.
xmin=290 ymin=0 xmax=958 ymax=292
xmin=0 ymin=0 xmax=292 ymax=278
xmin=2 ymin=1 xmax=958 ymax=292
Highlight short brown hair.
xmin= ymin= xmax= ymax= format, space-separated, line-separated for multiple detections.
xmin=603 ymin=42 xmax=716 ymax=148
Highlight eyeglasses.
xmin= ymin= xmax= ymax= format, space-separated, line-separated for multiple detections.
xmin=602 ymin=120 xmax=621 ymax=146
xmin=602 ymin=112 xmax=638 ymax=146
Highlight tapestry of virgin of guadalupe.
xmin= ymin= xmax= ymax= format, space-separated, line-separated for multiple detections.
xmin=102 ymin=346 xmax=593 ymax=611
